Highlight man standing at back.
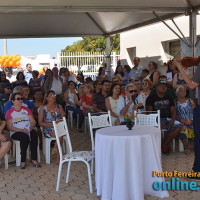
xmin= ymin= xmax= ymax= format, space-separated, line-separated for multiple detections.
xmin=24 ymin=63 xmax=33 ymax=84
xmin=44 ymin=67 xmax=64 ymax=105
xmin=128 ymin=57 xmax=144 ymax=82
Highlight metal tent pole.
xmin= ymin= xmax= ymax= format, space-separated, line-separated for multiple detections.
xmin=189 ymin=12 xmax=197 ymax=58
xmin=106 ymin=36 xmax=111 ymax=79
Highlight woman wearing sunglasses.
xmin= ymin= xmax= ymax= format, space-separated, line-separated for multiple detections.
xmin=38 ymin=90 xmax=65 ymax=162
xmin=6 ymin=93 xmax=40 ymax=169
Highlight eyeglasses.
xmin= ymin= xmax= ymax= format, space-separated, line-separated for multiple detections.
xmin=49 ymin=94 xmax=56 ymax=98
xmin=14 ymin=98 xmax=23 ymax=101
xmin=142 ymin=82 xmax=148 ymax=85
xmin=129 ymin=90 xmax=137 ymax=93
xmin=6 ymin=88 xmax=12 ymax=90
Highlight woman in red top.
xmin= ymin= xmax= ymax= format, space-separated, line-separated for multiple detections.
xmin=81 ymin=84 xmax=94 ymax=115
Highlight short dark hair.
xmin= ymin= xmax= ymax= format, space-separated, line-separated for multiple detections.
xmin=86 ymin=77 xmax=92 ymax=82
xmin=32 ymin=70 xmax=39 ymax=77
xmin=159 ymin=75 xmax=167 ymax=80
xmin=26 ymin=63 xmax=31 ymax=67
xmin=11 ymin=93 xmax=22 ymax=103
xmin=16 ymin=72 xmax=25 ymax=81
xmin=33 ymin=89 xmax=43 ymax=96
xmin=101 ymin=79 xmax=110 ymax=86
xmin=68 ymin=81 xmax=76 ymax=87
xmin=109 ymin=83 xmax=120 ymax=96
xmin=142 ymin=69 xmax=149 ymax=74
xmin=124 ymin=65 xmax=131 ymax=73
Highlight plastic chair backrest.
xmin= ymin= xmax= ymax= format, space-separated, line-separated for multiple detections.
xmin=135 ymin=110 xmax=160 ymax=130
xmin=88 ymin=111 xmax=112 ymax=151
xmin=53 ymin=117 xmax=72 ymax=159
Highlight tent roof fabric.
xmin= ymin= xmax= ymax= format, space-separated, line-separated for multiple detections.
xmin=0 ymin=0 xmax=200 ymax=38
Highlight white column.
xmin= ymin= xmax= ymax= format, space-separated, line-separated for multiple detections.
xmin=3 ymin=39 xmax=7 ymax=55
xmin=189 ymin=12 xmax=197 ymax=58
xmin=106 ymin=36 xmax=111 ymax=79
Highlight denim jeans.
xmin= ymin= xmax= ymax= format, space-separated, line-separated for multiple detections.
xmin=66 ymin=105 xmax=84 ymax=129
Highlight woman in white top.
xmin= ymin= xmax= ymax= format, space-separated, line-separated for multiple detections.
xmin=64 ymin=81 xmax=83 ymax=131
xmin=64 ymin=81 xmax=77 ymax=110
xmin=166 ymin=61 xmax=178 ymax=87
xmin=105 ymin=83 xmax=121 ymax=126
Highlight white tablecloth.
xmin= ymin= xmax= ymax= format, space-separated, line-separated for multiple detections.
xmin=95 ymin=125 xmax=169 ymax=200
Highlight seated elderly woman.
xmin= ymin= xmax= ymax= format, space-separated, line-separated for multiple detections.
xmin=175 ymin=85 xmax=196 ymax=153
xmin=138 ymin=78 xmax=152 ymax=110
xmin=0 ymin=109 xmax=11 ymax=162
xmin=6 ymin=92 xmax=40 ymax=169
xmin=38 ymin=90 xmax=65 ymax=163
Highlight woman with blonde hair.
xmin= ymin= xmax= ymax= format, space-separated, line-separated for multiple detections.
xmin=81 ymin=84 xmax=94 ymax=115
xmin=138 ymin=78 xmax=152 ymax=110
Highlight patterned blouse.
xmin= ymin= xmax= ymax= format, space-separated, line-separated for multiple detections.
xmin=175 ymin=98 xmax=193 ymax=120
xmin=42 ymin=104 xmax=62 ymax=138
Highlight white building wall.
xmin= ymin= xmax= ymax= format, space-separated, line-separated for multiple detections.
xmin=120 ymin=15 xmax=200 ymax=74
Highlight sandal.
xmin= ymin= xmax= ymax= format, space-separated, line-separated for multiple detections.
xmin=20 ymin=163 xmax=26 ymax=169
xmin=30 ymin=160 xmax=41 ymax=168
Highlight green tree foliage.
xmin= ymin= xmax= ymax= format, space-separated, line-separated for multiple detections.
xmin=62 ymin=35 xmax=120 ymax=53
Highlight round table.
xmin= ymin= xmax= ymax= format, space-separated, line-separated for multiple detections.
xmin=95 ymin=125 xmax=169 ymax=200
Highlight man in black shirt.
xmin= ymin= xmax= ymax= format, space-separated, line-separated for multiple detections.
xmin=146 ymin=80 xmax=182 ymax=154
xmin=92 ymin=80 xmax=110 ymax=112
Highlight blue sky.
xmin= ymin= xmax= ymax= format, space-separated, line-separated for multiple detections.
xmin=0 ymin=37 xmax=82 ymax=58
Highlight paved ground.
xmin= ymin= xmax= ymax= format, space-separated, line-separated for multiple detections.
xmin=0 ymin=127 xmax=200 ymax=200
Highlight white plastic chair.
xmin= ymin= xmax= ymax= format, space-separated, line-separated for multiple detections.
xmin=135 ymin=110 xmax=161 ymax=130
xmin=84 ymin=116 xmax=89 ymax=133
xmin=53 ymin=117 xmax=94 ymax=192
xmin=68 ymin=110 xmax=74 ymax=128
xmin=88 ymin=111 xmax=112 ymax=153
xmin=41 ymin=127 xmax=68 ymax=164
xmin=0 ymin=154 xmax=8 ymax=169
xmin=13 ymin=138 xmax=40 ymax=166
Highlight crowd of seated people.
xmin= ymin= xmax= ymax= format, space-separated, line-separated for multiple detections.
xmin=0 ymin=58 xmax=196 ymax=169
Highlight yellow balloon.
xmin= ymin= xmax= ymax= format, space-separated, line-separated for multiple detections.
xmin=5 ymin=58 xmax=9 ymax=63
xmin=16 ymin=61 xmax=20 ymax=66
xmin=9 ymin=61 xmax=13 ymax=66
xmin=0 ymin=59 xmax=3 ymax=64
xmin=16 ymin=56 xmax=21 ymax=60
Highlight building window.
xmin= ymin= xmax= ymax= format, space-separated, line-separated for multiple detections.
xmin=162 ymin=40 xmax=181 ymax=60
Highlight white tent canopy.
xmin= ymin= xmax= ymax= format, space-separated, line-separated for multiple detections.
xmin=0 ymin=0 xmax=199 ymax=38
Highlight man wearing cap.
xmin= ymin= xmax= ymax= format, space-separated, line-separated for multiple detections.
xmin=146 ymin=80 xmax=182 ymax=154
